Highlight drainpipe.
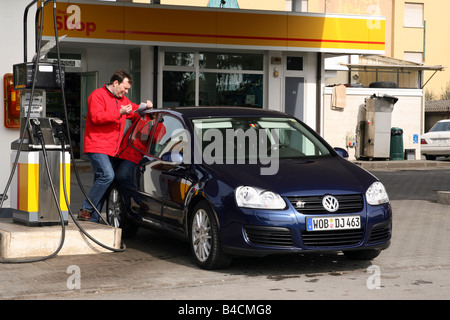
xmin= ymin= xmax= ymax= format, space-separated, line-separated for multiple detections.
xmin=153 ymin=46 xmax=158 ymax=108
xmin=316 ymin=52 xmax=322 ymax=135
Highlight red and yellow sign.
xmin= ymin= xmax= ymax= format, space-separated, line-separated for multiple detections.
xmin=42 ymin=1 xmax=385 ymax=54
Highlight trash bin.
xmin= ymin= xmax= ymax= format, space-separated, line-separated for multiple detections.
xmin=390 ymin=127 xmax=403 ymax=160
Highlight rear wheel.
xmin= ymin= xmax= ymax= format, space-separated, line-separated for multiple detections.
xmin=189 ymin=201 xmax=232 ymax=269
xmin=106 ymin=183 xmax=139 ymax=238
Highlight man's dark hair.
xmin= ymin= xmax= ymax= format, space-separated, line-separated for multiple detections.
xmin=110 ymin=69 xmax=133 ymax=85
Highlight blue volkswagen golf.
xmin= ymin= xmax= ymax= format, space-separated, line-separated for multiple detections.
xmin=106 ymin=107 xmax=391 ymax=269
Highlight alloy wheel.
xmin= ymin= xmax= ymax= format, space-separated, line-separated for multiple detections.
xmin=191 ymin=208 xmax=212 ymax=262
xmin=107 ymin=187 xmax=122 ymax=228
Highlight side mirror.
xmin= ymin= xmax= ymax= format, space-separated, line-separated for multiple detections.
xmin=161 ymin=151 xmax=183 ymax=164
xmin=334 ymin=147 xmax=349 ymax=159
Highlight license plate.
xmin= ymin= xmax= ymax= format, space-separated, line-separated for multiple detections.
xmin=306 ymin=216 xmax=361 ymax=231
xmin=431 ymin=138 xmax=449 ymax=144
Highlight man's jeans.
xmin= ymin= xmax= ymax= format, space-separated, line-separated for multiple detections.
xmin=81 ymin=153 xmax=115 ymax=222
xmin=114 ymin=159 xmax=141 ymax=208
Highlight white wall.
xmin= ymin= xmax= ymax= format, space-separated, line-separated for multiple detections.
xmin=0 ymin=0 xmax=38 ymax=206
xmin=267 ymin=51 xmax=283 ymax=112
xmin=323 ymin=87 xmax=423 ymax=160
xmin=303 ymin=52 xmax=319 ymax=130
xmin=140 ymin=46 xmax=154 ymax=103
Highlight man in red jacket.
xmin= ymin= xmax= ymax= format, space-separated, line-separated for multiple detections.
xmin=78 ymin=69 xmax=153 ymax=222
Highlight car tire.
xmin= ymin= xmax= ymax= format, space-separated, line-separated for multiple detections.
xmin=189 ymin=201 xmax=232 ymax=269
xmin=106 ymin=183 xmax=139 ymax=239
xmin=368 ymin=81 xmax=398 ymax=88
xmin=343 ymin=249 xmax=381 ymax=260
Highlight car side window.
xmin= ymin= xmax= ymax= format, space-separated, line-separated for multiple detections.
xmin=149 ymin=115 xmax=185 ymax=158
xmin=128 ymin=116 xmax=156 ymax=155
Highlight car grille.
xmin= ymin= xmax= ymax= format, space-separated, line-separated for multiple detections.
xmin=301 ymin=229 xmax=364 ymax=247
xmin=368 ymin=222 xmax=391 ymax=244
xmin=288 ymin=194 xmax=364 ymax=214
xmin=244 ymin=226 xmax=293 ymax=247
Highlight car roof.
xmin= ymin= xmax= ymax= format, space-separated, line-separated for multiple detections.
xmin=155 ymin=106 xmax=290 ymax=119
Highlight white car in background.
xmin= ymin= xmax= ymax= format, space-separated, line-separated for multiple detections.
xmin=421 ymin=119 xmax=450 ymax=160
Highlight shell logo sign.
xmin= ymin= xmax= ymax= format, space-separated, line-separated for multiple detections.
xmin=42 ymin=1 xmax=385 ymax=54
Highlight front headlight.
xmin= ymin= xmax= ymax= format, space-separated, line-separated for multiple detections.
xmin=366 ymin=181 xmax=389 ymax=205
xmin=235 ymin=186 xmax=286 ymax=209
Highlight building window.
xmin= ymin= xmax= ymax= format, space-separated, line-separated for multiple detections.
xmin=199 ymin=72 xmax=263 ymax=107
xmin=404 ymin=2 xmax=424 ymax=28
xmin=129 ymin=48 xmax=141 ymax=103
xmin=162 ymin=50 xmax=264 ymax=108
xmin=163 ymin=71 xmax=195 ymax=107
xmin=199 ymin=52 xmax=263 ymax=70
xmin=164 ymin=52 xmax=194 ymax=67
xmin=199 ymin=52 xmax=263 ymax=107
xmin=287 ymin=56 xmax=303 ymax=71
xmin=404 ymin=51 xmax=423 ymax=64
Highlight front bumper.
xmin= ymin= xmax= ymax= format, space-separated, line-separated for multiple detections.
xmin=219 ymin=201 xmax=392 ymax=257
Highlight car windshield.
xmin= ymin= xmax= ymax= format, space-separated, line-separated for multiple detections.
xmin=429 ymin=121 xmax=450 ymax=132
xmin=191 ymin=117 xmax=331 ymax=161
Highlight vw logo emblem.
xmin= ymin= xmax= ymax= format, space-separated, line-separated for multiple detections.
xmin=322 ymin=195 xmax=339 ymax=212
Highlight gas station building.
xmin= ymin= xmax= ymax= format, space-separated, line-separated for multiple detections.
xmin=1 ymin=0 xmax=426 ymax=207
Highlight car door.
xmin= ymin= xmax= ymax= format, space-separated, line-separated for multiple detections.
xmin=139 ymin=113 xmax=191 ymax=232
xmin=121 ymin=113 xmax=164 ymax=223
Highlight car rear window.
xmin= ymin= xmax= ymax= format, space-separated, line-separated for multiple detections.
xmin=430 ymin=121 xmax=450 ymax=132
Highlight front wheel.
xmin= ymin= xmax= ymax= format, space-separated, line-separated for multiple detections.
xmin=189 ymin=201 xmax=232 ymax=269
xmin=105 ymin=183 xmax=139 ymax=238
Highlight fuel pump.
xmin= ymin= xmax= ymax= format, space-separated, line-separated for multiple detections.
xmin=10 ymin=114 xmax=70 ymax=226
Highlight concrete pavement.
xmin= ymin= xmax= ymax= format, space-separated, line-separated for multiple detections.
xmin=0 ymin=158 xmax=449 ymax=300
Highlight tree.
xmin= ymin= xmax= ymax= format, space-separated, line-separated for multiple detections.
xmin=440 ymin=81 xmax=450 ymax=100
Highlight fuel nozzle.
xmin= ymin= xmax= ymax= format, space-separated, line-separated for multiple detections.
xmin=30 ymin=118 xmax=47 ymax=155
xmin=51 ymin=118 xmax=64 ymax=141
xmin=31 ymin=118 xmax=44 ymax=144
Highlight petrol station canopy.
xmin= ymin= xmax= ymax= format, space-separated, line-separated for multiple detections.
xmin=41 ymin=1 xmax=386 ymax=55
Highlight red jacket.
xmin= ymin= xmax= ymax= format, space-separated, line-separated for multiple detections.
xmin=83 ymin=85 xmax=139 ymax=156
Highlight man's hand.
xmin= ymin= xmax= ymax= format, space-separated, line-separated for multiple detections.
xmin=145 ymin=100 xmax=153 ymax=109
xmin=120 ymin=104 xmax=133 ymax=115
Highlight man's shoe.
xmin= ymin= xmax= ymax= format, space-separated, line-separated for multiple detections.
xmin=77 ymin=209 xmax=91 ymax=221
